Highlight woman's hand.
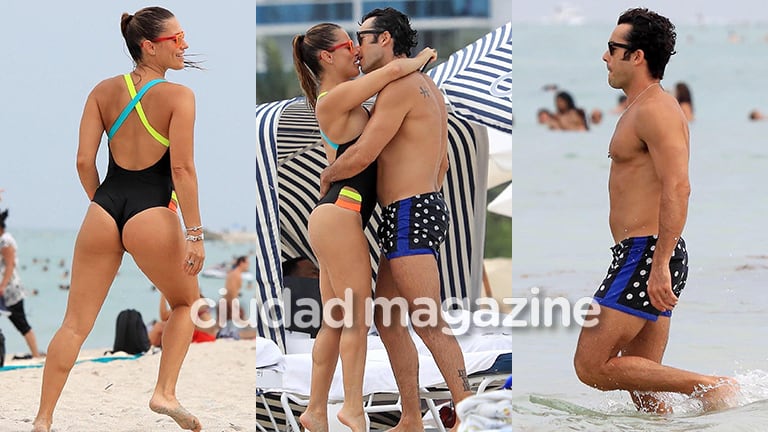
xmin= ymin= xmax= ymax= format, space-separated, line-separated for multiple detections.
xmin=417 ymin=47 xmax=438 ymax=70
xmin=183 ymin=240 xmax=205 ymax=276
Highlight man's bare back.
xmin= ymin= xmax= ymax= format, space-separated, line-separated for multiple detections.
xmin=607 ymin=85 xmax=689 ymax=244
xmin=369 ymin=71 xmax=448 ymax=205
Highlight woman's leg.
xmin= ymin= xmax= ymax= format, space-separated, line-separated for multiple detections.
xmin=123 ymin=208 xmax=201 ymax=432
xmin=299 ymin=268 xmax=342 ymax=432
xmin=33 ymin=205 xmax=124 ymax=432
xmin=6 ymin=300 xmax=42 ymax=357
xmin=307 ymin=205 xmax=372 ymax=432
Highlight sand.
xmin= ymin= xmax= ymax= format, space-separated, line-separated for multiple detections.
xmin=0 ymin=339 xmax=256 ymax=432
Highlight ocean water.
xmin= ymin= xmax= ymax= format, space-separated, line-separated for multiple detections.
xmin=512 ymin=23 xmax=768 ymax=430
xmin=0 ymin=228 xmax=256 ymax=355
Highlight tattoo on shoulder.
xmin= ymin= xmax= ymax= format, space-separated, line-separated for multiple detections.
xmin=419 ymin=86 xmax=430 ymax=98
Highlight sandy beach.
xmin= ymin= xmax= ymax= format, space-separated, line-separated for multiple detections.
xmin=0 ymin=339 xmax=256 ymax=432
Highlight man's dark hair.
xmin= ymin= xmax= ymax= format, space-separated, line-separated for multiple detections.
xmin=618 ymin=8 xmax=676 ymax=80
xmin=361 ymin=7 xmax=418 ymax=57
xmin=555 ymin=91 xmax=576 ymax=111
xmin=0 ymin=209 xmax=7 ymax=230
xmin=232 ymin=255 xmax=248 ymax=270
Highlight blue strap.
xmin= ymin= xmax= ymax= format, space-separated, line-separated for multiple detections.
xmin=107 ymin=79 xmax=166 ymax=140
xmin=319 ymin=129 xmax=340 ymax=150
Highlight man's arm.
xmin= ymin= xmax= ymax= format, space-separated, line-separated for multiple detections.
xmin=640 ymin=102 xmax=691 ymax=313
xmin=319 ymin=78 xmax=411 ymax=196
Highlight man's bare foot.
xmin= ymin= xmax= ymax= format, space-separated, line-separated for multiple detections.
xmin=299 ymin=408 xmax=328 ymax=432
xmin=337 ymin=406 xmax=368 ymax=432
xmin=631 ymin=391 xmax=673 ymax=414
xmin=695 ymin=377 xmax=741 ymax=412
xmin=385 ymin=418 xmax=425 ymax=432
xmin=149 ymin=397 xmax=202 ymax=431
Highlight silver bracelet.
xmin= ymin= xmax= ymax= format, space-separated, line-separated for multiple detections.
xmin=185 ymin=233 xmax=204 ymax=242
xmin=185 ymin=225 xmax=203 ymax=232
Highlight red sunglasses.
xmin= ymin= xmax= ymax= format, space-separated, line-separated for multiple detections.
xmin=326 ymin=39 xmax=354 ymax=53
xmin=152 ymin=31 xmax=185 ymax=48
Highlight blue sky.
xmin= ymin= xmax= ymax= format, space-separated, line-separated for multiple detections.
xmin=0 ymin=1 xmax=256 ymax=231
xmin=511 ymin=0 xmax=768 ymax=24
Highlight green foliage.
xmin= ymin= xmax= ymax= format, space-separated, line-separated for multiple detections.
xmin=484 ymin=182 xmax=511 ymax=258
xmin=256 ymin=38 xmax=302 ymax=104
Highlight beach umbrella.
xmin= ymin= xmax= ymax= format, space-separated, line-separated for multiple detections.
xmin=427 ymin=21 xmax=512 ymax=134
xmin=488 ymin=183 xmax=513 ymax=218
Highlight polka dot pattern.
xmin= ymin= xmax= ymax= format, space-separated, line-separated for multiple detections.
xmin=377 ymin=193 xmax=451 ymax=259
xmin=593 ymin=236 xmax=688 ymax=320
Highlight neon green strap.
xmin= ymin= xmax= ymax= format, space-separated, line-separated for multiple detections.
xmin=123 ymin=74 xmax=170 ymax=147
xmin=339 ymin=188 xmax=362 ymax=202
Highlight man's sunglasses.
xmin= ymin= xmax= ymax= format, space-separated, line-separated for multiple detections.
xmin=327 ymin=39 xmax=354 ymax=53
xmin=607 ymin=41 xmax=633 ymax=55
xmin=356 ymin=29 xmax=383 ymax=45
xmin=152 ymin=31 xmax=185 ymax=48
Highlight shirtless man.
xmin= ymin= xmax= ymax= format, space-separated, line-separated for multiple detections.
xmin=319 ymin=7 xmax=472 ymax=430
xmin=573 ymin=8 xmax=738 ymax=413
xmin=218 ymin=255 xmax=249 ymax=338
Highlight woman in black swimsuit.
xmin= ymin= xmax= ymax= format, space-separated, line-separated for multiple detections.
xmin=33 ymin=7 xmax=203 ymax=432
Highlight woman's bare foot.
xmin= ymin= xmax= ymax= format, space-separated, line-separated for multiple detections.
xmin=695 ymin=377 xmax=741 ymax=412
xmin=149 ymin=396 xmax=202 ymax=431
xmin=299 ymin=408 xmax=328 ymax=432
xmin=337 ymin=406 xmax=368 ymax=432
xmin=30 ymin=419 xmax=50 ymax=432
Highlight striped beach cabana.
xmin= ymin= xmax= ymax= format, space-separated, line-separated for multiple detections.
xmin=254 ymin=22 xmax=511 ymax=353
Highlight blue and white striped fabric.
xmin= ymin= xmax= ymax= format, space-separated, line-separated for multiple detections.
xmin=428 ymin=21 xmax=512 ymax=134
xmin=254 ymin=97 xmax=297 ymax=354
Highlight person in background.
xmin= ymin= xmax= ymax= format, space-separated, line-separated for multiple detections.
xmin=149 ymin=293 xmax=217 ymax=348
xmin=612 ymin=94 xmax=629 ymax=113
xmin=217 ymin=256 xmax=250 ymax=339
xmin=674 ymin=82 xmax=694 ymax=122
xmin=551 ymin=91 xmax=589 ymax=131
xmin=748 ymin=109 xmax=765 ymax=121
xmin=0 ymin=209 xmax=43 ymax=359
xmin=281 ymin=256 xmax=320 ymax=279
xmin=590 ymin=108 xmax=604 ymax=126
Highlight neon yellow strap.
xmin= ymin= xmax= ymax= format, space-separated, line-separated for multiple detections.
xmin=339 ymin=188 xmax=362 ymax=202
xmin=123 ymin=74 xmax=170 ymax=147
xmin=317 ymin=91 xmax=328 ymax=100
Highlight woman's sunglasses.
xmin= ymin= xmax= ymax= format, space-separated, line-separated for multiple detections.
xmin=152 ymin=31 xmax=185 ymax=48
xmin=327 ymin=39 xmax=354 ymax=53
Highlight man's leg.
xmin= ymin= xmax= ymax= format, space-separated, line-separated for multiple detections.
xmin=620 ymin=316 xmax=673 ymax=413
xmin=574 ymin=305 xmax=738 ymax=411
xmin=374 ymin=256 xmax=424 ymax=432
xmin=388 ymin=255 xmax=473 ymax=408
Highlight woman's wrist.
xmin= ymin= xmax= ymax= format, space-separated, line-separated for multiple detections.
xmin=185 ymin=233 xmax=204 ymax=242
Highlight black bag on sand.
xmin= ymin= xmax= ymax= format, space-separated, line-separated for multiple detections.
xmin=111 ymin=309 xmax=150 ymax=355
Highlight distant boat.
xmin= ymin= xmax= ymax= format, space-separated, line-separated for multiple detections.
xmin=203 ymin=229 xmax=259 ymax=243
xmin=545 ymin=2 xmax=585 ymax=25
xmin=200 ymin=267 xmax=255 ymax=281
